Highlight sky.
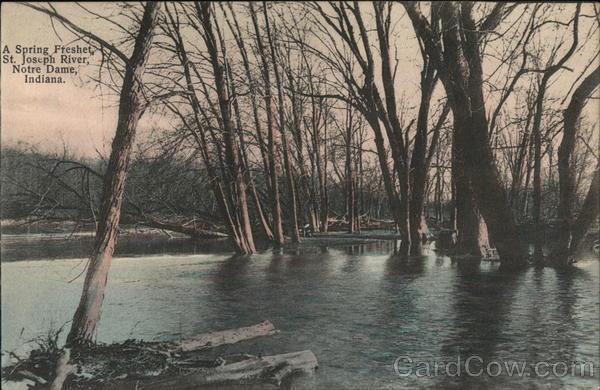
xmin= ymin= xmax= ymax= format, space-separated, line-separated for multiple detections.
xmin=1 ymin=2 xmax=598 ymax=160
xmin=1 ymin=2 xmax=126 ymax=158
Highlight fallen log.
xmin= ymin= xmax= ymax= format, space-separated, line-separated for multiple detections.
xmin=72 ymin=321 xmax=280 ymax=380
xmin=140 ymin=217 xmax=228 ymax=239
xmin=17 ymin=370 xmax=48 ymax=385
xmin=133 ymin=350 xmax=318 ymax=389
xmin=159 ymin=320 xmax=278 ymax=353
xmin=3 ymin=321 xmax=317 ymax=390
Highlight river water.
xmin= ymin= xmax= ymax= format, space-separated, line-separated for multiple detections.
xmin=1 ymin=234 xmax=599 ymax=389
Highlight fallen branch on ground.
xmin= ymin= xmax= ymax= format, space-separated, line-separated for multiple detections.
xmin=125 ymin=350 xmax=318 ymax=389
xmin=1 ymin=321 xmax=317 ymax=390
xmin=139 ymin=216 xmax=228 ymax=239
xmin=159 ymin=320 xmax=278 ymax=352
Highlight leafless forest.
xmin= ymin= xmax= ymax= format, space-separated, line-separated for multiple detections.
xmin=1 ymin=1 xmax=599 ymax=357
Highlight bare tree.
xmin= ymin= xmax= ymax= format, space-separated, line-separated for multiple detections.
xmin=403 ymin=2 xmax=528 ymax=268
xmin=249 ymin=2 xmax=286 ymax=247
xmin=528 ymin=4 xmax=581 ymax=262
xmin=18 ymin=1 xmax=163 ymax=346
xmin=554 ymin=65 xmax=600 ymax=264
xmin=263 ymin=3 xmax=301 ymax=243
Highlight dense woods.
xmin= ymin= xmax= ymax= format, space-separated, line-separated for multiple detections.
xmin=3 ymin=2 xmax=599 ymax=259
xmin=1 ymin=1 xmax=599 ymax=346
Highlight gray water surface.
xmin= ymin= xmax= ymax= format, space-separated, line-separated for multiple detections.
xmin=1 ymin=235 xmax=599 ymax=389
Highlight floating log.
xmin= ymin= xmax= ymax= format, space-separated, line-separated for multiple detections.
xmin=140 ymin=217 xmax=228 ymax=239
xmin=133 ymin=350 xmax=318 ymax=389
xmin=159 ymin=320 xmax=278 ymax=353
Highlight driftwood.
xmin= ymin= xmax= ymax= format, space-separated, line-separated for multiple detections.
xmin=140 ymin=217 xmax=228 ymax=239
xmin=2 ymin=321 xmax=316 ymax=389
xmin=129 ymin=350 xmax=318 ymax=389
xmin=73 ymin=321 xmax=280 ymax=380
xmin=159 ymin=320 xmax=278 ymax=352
xmin=17 ymin=370 xmax=48 ymax=385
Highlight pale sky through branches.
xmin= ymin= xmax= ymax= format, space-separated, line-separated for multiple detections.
xmin=1 ymin=2 xmax=598 ymax=159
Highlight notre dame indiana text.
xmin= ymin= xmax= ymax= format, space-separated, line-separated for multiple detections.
xmin=2 ymin=44 xmax=95 ymax=83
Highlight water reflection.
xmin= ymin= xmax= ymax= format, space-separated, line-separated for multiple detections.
xmin=432 ymin=259 xmax=520 ymax=388
xmin=0 ymin=233 xmax=232 ymax=262
xmin=1 ymin=235 xmax=598 ymax=389
xmin=214 ymin=255 xmax=252 ymax=293
xmin=384 ymin=254 xmax=428 ymax=278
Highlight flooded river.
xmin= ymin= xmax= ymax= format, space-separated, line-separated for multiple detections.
xmin=1 ymin=234 xmax=599 ymax=389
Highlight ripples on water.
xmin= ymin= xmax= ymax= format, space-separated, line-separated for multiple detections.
xmin=1 ymin=236 xmax=599 ymax=389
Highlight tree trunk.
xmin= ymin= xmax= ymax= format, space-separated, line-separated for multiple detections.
xmin=452 ymin=132 xmax=492 ymax=257
xmin=67 ymin=2 xmax=161 ymax=346
xmin=404 ymin=2 xmax=528 ymax=268
xmin=364 ymin=113 xmax=404 ymax=234
xmin=345 ymin=101 xmax=357 ymax=233
xmin=264 ymin=6 xmax=300 ymax=243
xmin=164 ymin=6 xmax=251 ymax=255
xmin=409 ymin=61 xmax=444 ymax=254
xmin=554 ymin=66 xmax=600 ymax=264
xmin=531 ymin=76 xmax=552 ymax=263
xmin=224 ymin=4 xmax=272 ymax=203
xmin=372 ymin=3 xmax=411 ymax=255
xmin=229 ymin=66 xmax=274 ymax=242
xmin=453 ymin=103 xmax=523 ymax=266
xmin=568 ymin=167 xmax=600 ymax=259
xmin=287 ymin=67 xmax=318 ymax=234
xmin=434 ymin=164 xmax=442 ymax=224
xmin=509 ymin=120 xmax=532 ymax=212
xmin=532 ymin=104 xmax=544 ymax=262
xmin=531 ymin=4 xmax=580 ymax=263
xmin=409 ymin=71 xmax=432 ymax=255
xmin=320 ymin=118 xmax=329 ymax=232
xmin=197 ymin=3 xmax=255 ymax=254
xmin=50 ymin=350 xmax=76 ymax=390
xmin=249 ymin=3 xmax=285 ymax=247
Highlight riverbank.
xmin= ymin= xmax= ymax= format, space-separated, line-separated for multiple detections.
xmin=1 ymin=321 xmax=318 ymax=389
xmin=3 ymin=219 xmax=598 ymax=265
xmin=0 ymin=219 xmax=407 ymax=263
xmin=0 ymin=218 xmax=398 ymax=237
